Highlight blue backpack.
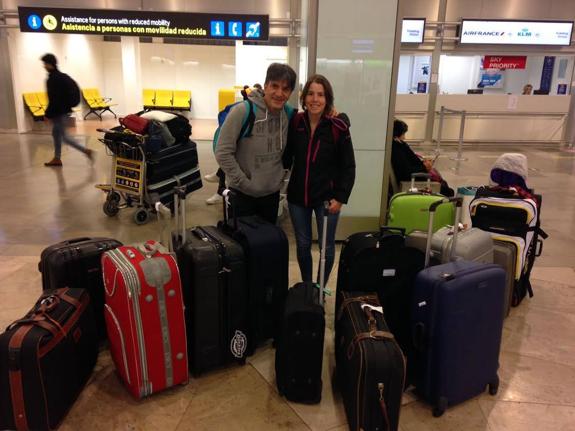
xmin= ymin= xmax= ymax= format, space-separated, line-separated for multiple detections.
xmin=213 ymin=96 xmax=295 ymax=152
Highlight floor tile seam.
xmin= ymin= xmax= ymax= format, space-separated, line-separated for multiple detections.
xmin=480 ymin=398 xmax=575 ymax=408
xmin=499 ymin=348 xmax=575 ymax=370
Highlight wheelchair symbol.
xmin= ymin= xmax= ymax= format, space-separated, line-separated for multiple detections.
xmin=246 ymin=22 xmax=261 ymax=38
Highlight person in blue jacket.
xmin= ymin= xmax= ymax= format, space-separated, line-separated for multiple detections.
xmin=283 ymin=74 xmax=355 ymax=284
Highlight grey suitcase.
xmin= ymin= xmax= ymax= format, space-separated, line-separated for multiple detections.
xmin=493 ymin=239 xmax=518 ymax=317
xmin=406 ymin=226 xmax=493 ymax=264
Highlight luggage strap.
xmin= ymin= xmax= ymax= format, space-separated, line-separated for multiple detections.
xmin=8 ymin=325 xmax=32 ymax=431
xmin=336 ymin=294 xmax=378 ymax=322
xmin=347 ymin=305 xmax=394 ymax=359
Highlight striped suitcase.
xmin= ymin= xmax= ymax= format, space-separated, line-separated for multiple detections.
xmin=101 ymin=240 xmax=188 ymax=399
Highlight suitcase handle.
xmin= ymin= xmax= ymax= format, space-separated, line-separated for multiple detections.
xmin=410 ymin=173 xmax=431 ymax=192
xmin=62 ymin=237 xmax=92 ymax=245
xmin=191 ymin=227 xmax=209 ymax=242
xmin=318 ymin=201 xmax=330 ymax=306
xmin=424 ymin=197 xmax=463 ymax=268
xmin=222 ymin=189 xmax=238 ymax=231
xmin=379 ymin=226 xmax=405 ymax=236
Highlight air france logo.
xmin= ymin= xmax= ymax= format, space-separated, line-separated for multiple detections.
xmin=230 ymin=330 xmax=247 ymax=358
xmin=463 ymin=31 xmax=505 ymax=37
xmin=518 ymin=28 xmax=532 ymax=37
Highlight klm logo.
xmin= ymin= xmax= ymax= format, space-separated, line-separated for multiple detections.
xmin=518 ymin=28 xmax=532 ymax=37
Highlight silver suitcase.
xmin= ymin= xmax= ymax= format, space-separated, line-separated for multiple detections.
xmin=406 ymin=226 xmax=493 ymax=264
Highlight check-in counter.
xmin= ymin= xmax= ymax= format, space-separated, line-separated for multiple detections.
xmin=395 ymin=94 xmax=571 ymax=144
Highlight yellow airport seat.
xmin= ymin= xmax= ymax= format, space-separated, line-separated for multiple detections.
xmin=219 ymin=88 xmax=236 ymax=111
xmin=172 ymin=90 xmax=191 ymax=110
xmin=154 ymin=89 xmax=173 ymax=109
xmin=143 ymin=89 xmax=155 ymax=110
xmin=23 ymin=92 xmax=45 ymax=120
xmin=36 ymin=92 xmax=48 ymax=110
xmin=82 ymin=88 xmax=117 ymax=120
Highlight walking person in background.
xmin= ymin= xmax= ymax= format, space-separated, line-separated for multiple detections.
xmin=283 ymin=74 xmax=355 ymax=284
xmin=41 ymin=53 xmax=93 ymax=167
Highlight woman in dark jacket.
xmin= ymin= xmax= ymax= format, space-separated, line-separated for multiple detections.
xmin=283 ymin=74 xmax=356 ymax=283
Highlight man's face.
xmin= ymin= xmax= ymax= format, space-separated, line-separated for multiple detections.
xmin=43 ymin=62 xmax=53 ymax=72
xmin=263 ymin=80 xmax=293 ymax=112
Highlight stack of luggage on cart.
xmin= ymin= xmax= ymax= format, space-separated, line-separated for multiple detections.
xmin=0 ymin=153 xmax=547 ymax=430
xmin=97 ymin=110 xmax=202 ymax=224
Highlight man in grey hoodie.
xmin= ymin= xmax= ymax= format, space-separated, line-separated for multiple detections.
xmin=215 ymin=63 xmax=296 ymax=224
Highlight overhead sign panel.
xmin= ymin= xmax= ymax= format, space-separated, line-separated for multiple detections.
xmin=401 ymin=19 xmax=425 ymax=43
xmin=18 ymin=6 xmax=269 ymax=41
xmin=460 ymin=20 xmax=573 ymax=46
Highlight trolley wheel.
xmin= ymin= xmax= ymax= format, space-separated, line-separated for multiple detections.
xmin=133 ymin=208 xmax=150 ymax=225
xmin=109 ymin=191 xmax=121 ymax=203
xmin=103 ymin=200 xmax=120 ymax=217
xmin=488 ymin=377 xmax=499 ymax=396
xmin=432 ymin=396 xmax=448 ymax=417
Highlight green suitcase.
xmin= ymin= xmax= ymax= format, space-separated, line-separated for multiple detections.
xmin=387 ymin=192 xmax=455 ymax=235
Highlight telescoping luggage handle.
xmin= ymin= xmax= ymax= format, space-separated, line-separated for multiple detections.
xmin=222 ymin=188 xmax=238 ymax=231
xmin=423 ymin=197 xmax=463 ymax=268
xmin=318 ymin=201 xmax=330 ymax=307
xmin=155 ymin=185 xmax=187 ymax=252
xmin=409 ymin=172 xmax=432 ymax=193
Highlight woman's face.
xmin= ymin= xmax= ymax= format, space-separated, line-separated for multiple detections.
xmin=305 ymin=82 xmax=327 ymax=116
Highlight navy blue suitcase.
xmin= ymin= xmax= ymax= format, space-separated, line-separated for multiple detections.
xmin=412 ymin=198 xmax=506 ymax=417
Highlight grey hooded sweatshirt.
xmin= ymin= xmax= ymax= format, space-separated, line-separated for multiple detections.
xmin=215 ymin=89 xmax=290 ymax=197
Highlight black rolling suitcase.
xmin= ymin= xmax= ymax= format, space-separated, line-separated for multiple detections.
xmin=146 ymin=140 xmax=200 ymax=184
xmin=275 ymin=204 xmax=329 ymax=404
xmin=0 ymin=288 xmax=98 ymax=431
xmin=335 ymin=291 xmax=405 ymax=431
xmin=219 ymin=190 xmax=289 ymax=355
xmin=412 ymin=197 xmax=506 ymax=417
xmin=336 ymin=227 xmax=424 ymax=386
xmin=38 ymin=237 xmax=122 ymax=340
xmin=168 ymin=188 xmax=248 ymax=374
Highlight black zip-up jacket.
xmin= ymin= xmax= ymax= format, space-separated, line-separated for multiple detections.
xmin=45 ymin=69 xmax=72 ymax=119
xmin=283 ymin=112 xmax=356 ymax=208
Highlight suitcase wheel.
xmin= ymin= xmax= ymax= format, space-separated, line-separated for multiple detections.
xmin=432 ymin=396 xmax=448 ymax=417
xmin=488 ymin=376 xmax=499 ymax=396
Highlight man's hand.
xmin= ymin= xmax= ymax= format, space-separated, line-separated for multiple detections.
xmin=328 ymin=199 xmax=343 ymax=214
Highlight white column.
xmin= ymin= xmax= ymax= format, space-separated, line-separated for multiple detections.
xmin=7 ymin=29 xmax=29 ymax=133
xmin=121 ymin=36 xmax=142 ymax=115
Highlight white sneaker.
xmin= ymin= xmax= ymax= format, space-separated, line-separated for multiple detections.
xmin=205 ymin=193 xmax=223 ymax=205
xmin=204 ymin=172 xmax=219 ymax=183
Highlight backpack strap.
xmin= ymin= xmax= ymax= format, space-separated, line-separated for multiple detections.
xmin=284 ymin=103 xmax=296 ymax=121
xmin=239 ymin=99 xmax=256 ymax=139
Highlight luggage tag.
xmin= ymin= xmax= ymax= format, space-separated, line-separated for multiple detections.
xmin=361 ymin=303 xmax=383 ymax=315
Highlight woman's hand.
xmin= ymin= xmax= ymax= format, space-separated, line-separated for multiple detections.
xmin=328 ymin=199 xmax=343 ymax=214
xmin=423 ymin=159 xmax=433 ymax=172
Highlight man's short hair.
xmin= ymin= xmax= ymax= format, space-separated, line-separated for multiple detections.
xmin=41 ymin=53 xmax=58 ymax=67
xmin=393 ymin=119 xmax=408 ymax=138
xmin=265 ymin=63 xmax=296 ymax=91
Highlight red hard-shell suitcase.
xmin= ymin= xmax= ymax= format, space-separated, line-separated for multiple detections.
xmin=101 ymin=240 xmax=188 ymax=399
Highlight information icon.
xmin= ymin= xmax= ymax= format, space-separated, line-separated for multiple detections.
xmin=27 ymin=14 xmax=42 ymax=30
xmin=43 ymin=15 xmax=58 ymax=31
xmin=228 ymin=21 xmax=243 ymax=38
xmin=210 ymin=21 xmax=225 ymax=37
xmin=245 ymin=22 xmax=261 ymax=38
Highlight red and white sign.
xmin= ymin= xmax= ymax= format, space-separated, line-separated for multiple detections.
xmin=483 ymin=56 xmax=527 ymax=69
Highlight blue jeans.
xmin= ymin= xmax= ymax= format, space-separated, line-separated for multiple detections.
xmin=52 ymin=115 xmax=87 ymax=159
xmin=288 ymin=202 xmax=339 ymax=284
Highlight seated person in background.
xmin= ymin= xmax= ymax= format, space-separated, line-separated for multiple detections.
xmin=522 ymin=84 xmax=533 ymax=95
xmin=391 ymin=119 xmax=454 ymax=196
xmin=490 ymin=153 xmax=530 ymax=193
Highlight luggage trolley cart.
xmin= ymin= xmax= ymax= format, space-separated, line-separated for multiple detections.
xmin=95 ymin=128 xmax=154 ymax=225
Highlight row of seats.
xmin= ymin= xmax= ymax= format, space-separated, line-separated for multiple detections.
xmin=143 ymin=89 xmax=191 ymax=111
xmin=23 ymin=88 xmax=117 ymax=121
xmin=22 ymin=92 xmax=49 ymax=121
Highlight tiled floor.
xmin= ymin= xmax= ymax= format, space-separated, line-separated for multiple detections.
xmin=1 ymin=118 xmax=574 ymax=430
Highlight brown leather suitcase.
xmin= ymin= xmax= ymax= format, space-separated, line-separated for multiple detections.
xmin=0 ymin=288 xmax=98 ymax=431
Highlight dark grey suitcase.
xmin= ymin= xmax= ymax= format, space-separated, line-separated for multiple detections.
xmin=170 ymin=188 xmax=248 ymax=374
